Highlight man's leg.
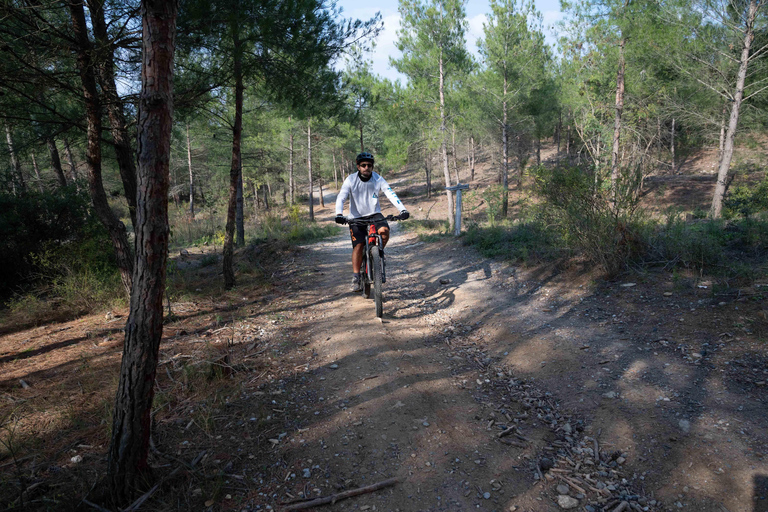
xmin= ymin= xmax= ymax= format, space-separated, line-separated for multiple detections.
xmin=378 ymin=226 xmax=390 ymax=247
xmin=352 ymin=243 xmax=364 ymax=273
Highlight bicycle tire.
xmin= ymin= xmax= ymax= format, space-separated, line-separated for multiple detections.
xmin=362 ymin=259 xmax=371 ymax=298
xmin=371 ymin=249 xmax=383 ymax=317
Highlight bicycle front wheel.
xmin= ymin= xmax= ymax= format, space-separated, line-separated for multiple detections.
xmin=362 ymin=259 xmax=371 ymax=298
xmin=371 ymin=249 xmax=383 ymax=317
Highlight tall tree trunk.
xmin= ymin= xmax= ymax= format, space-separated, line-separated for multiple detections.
xmin=186 ymin=123 xmax=194 ymax=219
xmin=288 ymin=117 xmax=294 ymax=206
xmin=710 ymin=0 xmax=758 ymax=219
xmin=106 ymin=0 xmax=176 ymax=505
xmin=670 ymin=118 xmax=675 ymax=171
xmin=536 ymin=138 xmax=541 ymax=166
xmin=465 ymin=137 xmax=471 ymax=177
xmin=717 ymin=103 xmax=727 ymax=170
xmin=319 ymin=179 xmax=324 ymax=207
xmin=610 ymin=36 xmax=626 ymax=206
xmin=263 ymin=183 xmax=270 ymax=210
xmin=47 ymin=138 xmax=67 ymax=188
xmin=63 ymin=138 xmax=79 ymax=187
xmin=251 ymin=181 xmax=259 ymax=215
xmin=470 ymin=134 xmax=475 ymax=182
xmin=451 ymin=123 xmax=459 ymax=183
xmin=307 ymin=118 xmax=314 ymax=221
xmin=359 ymin=110 xmax=364 ymax=152
xmin=87 ymin=0 xmax=138 ymax=229
xmin=425 ymin=148 xmax=432 ymax=199
xmin=333 ymin=151 xmax=338 ymax=189
xmin=223 ymin=31 xmax=243 ymax=289
xmin=556 ymin=111 xmax=562 ymax=156
xmin=516 ymin=135 xmax=525 ymax=188
xmin=438 ymin=54 xmax=455 ymax=231
xmin=5 ymin=124 xmax=26 ymax=195
xmin=656 ymin=115 xmax=662 ymax=167
xmin=69 ymin=0 xmax=133 ymax=295
xmin=236 ymin=167 xmax=244 ymax=246
xmin=502 ymin=74 xmax=509 ymax=218
xmin=31 ymin=153 xmax=44 ymax=192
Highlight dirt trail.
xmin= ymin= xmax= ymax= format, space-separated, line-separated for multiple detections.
xmin=246 ymin=226 xmax=530 ymax=510
xmin=235 ymin=220 xmax=768 ymax=512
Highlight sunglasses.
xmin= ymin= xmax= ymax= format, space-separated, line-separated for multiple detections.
xmin=359 ymin=163 xmax=373 ymax=168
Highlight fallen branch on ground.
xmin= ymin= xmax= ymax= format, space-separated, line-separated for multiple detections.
xmin=281 ymin=477 xmax=400 ymax=511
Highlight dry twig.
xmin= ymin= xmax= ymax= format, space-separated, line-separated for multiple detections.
xmin=281 ymin=477 xmax=400 ymax=511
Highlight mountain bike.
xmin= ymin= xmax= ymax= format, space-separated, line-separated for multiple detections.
xmin=347 ymin=214 xmax=404 ymax=318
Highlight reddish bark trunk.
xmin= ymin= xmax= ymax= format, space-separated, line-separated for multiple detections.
xmin=105 ymin=0 xmax=176 ymax=504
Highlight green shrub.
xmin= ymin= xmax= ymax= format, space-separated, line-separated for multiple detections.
xmin=398 ymin=219 xmax=451 ymax=241
xmin=646 ymin=215 xmax=726 ymax=270
xmin=0 ymin=187 xmax=116 ymax=298
xmin=532 ymin=164 xmax=645 ymax=275
xmin=463 ymin=220 xmax=562 ymax=263
xmin=482 ymin=185 xmax=507 ymax=225
xmin=253 ymin=208 xmax=337 ymax=245
xmin=644 ymin=215 xmax=768 ymax=280
xmin=724 ymin=175 xmax=768 ymax=219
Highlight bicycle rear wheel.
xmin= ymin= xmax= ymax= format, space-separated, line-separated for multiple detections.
xmin=371 ymin=249 xmax=383 ymax=317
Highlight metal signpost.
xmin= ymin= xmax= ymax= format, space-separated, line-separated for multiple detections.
xmin=446 ymin=183 xmax=470 ymax=236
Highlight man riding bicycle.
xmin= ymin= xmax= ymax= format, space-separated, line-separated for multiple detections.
xmin=335 ymin=152 xmax=409 ymax=292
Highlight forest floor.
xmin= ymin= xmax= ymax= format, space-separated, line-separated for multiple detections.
xmin=1 ymin=145 xmax=767 ymax=512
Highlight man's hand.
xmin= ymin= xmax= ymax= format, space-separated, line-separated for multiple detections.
xmin=399 ymin=210 xmax=410 ymax=220
xmin=335 ymin=214 xmax=347 ymax=225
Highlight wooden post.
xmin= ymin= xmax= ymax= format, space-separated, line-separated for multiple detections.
xmin=446 ymin=184 xmax=469 ymax=236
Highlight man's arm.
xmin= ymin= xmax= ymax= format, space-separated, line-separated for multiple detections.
xmin=379 ymin=178 xmax=406 ymax=213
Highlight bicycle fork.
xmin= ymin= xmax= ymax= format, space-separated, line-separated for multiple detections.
xmin=365 ymin=225 xmax=385 ymax=283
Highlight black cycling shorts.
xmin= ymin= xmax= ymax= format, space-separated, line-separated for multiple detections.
xmin=349 ymin=213 xmax=389 ymax=248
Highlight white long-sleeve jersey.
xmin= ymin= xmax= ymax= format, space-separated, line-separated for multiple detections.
xmin=335 ymin=172 xmax=406 ymax=218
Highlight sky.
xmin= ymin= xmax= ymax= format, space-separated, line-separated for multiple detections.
xmin=335 ymin=0 xmax=567 ymax=83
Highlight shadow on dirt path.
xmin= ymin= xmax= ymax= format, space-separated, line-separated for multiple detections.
xmin=219 ymin=223 xmax=768 ymax=512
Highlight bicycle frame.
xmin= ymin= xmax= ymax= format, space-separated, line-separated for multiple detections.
xmin=346 ymin=215 xmax=403 ymax=317
xmin=348 ymin=220 xmax=384 ymax=286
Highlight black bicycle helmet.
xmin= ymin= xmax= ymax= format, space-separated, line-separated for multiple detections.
xmin=356 ymin=152 xmax=375 ymax=165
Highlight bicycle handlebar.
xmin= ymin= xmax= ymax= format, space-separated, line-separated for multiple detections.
xmin=345 ymin=214 xmax=406 ymax=225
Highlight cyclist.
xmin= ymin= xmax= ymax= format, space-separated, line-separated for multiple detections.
xmin=335 ymin=152 xmax=409 ymax=292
